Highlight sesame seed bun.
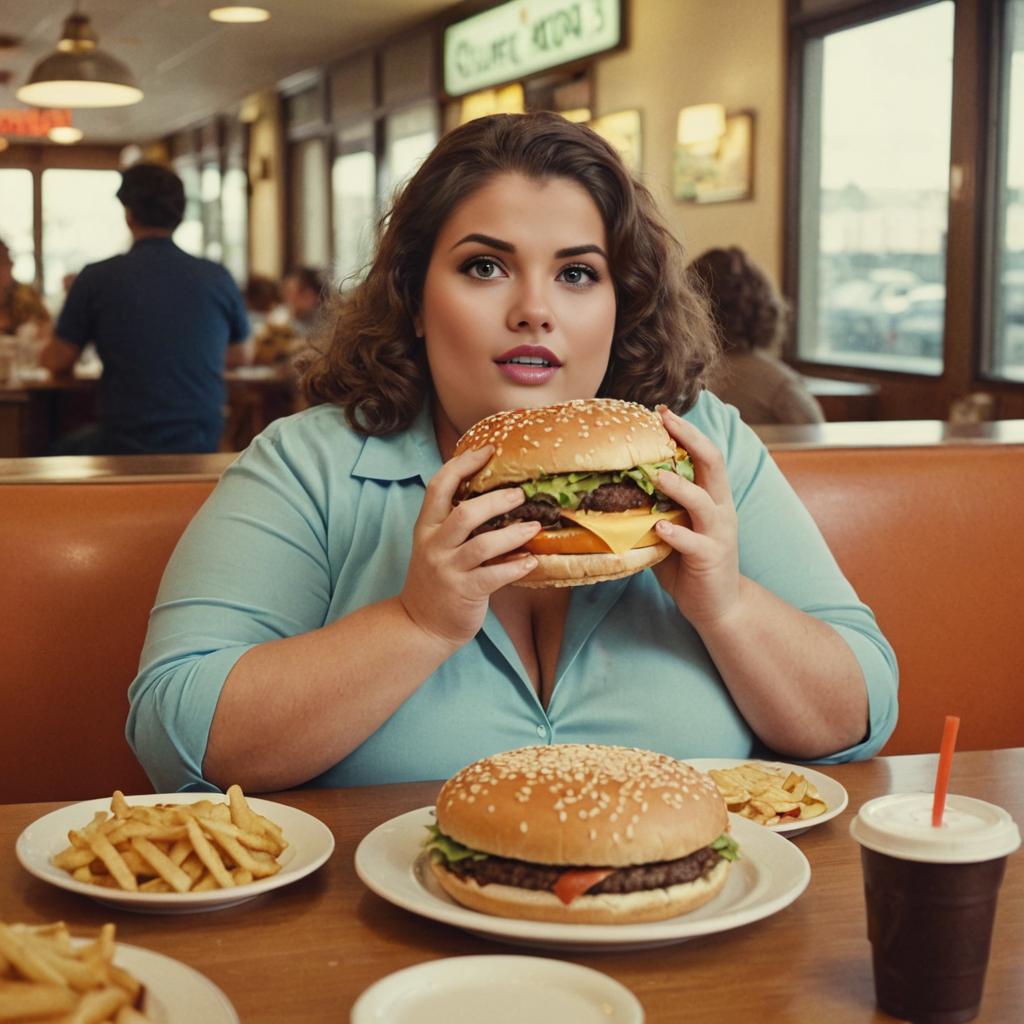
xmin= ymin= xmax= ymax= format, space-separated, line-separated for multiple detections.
xmin=436 ymin=744 xmax=727 ymax=866
xmin=430 ymin=744 xmax=731 ymax=924
xmin=455 ymin=398 xmax=676 ymax=495
xmin=454 ymin=399 xmax=685 ymax=588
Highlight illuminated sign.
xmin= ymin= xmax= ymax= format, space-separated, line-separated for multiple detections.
xmin=0 ymin=108 xmax=72 ymax=137
xmin=444 ymin=0 xmax=622 ymax=97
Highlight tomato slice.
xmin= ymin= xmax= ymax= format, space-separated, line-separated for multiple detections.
xmin=552 ymin=868 xmax=614 ymax=906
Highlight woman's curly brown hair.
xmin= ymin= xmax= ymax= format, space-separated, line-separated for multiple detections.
xmin=302 ymin=112 xmax=718 ymax=435
xmin=687 ymin=247 xmax=789 ymax=353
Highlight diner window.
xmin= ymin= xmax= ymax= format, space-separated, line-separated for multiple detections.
xmin=795 ymin=2 xmax=954 ymax=375
xmin=991 ymin=0 xmax=1024 ymax=381
xmin=382 ymin=102 xmax=438 ymax=203
xmin=40 ymin=169 xmax=127 ymax=305
xmin=289 ymin=137 xmax=330 ymax=268
xmin=332 ymin=122 xmax=377 ymax=288
xmin=221 ymin=165 xmax=248 ymax=284
xmin=0 ymin=169 xmax=35 ymax=284
xmin=175 ymin=162 xmax=204 ymax=256
xmin=200 ymin=161 xmax=223 ymax=263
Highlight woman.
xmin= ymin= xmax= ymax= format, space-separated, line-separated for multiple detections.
xmin=127 ymin=114 xmax=896 ymax=793
xmin=0 ymin=238 xmax=50 ymax=337
xmin=692 ymin=246 xmax=825 ymax=426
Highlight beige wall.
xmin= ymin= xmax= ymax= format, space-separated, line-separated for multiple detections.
xmin=247 ymin=91 xmax=286 ymax=279
xmin=594 ymin=0 xmax=786 ymax=281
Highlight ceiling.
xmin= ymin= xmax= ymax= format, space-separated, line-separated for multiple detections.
xmin=0 ymin=0 xmax=458 ymax=144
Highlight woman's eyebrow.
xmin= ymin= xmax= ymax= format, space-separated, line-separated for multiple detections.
xmin=450 ymin=234 xmax=608 ymax=260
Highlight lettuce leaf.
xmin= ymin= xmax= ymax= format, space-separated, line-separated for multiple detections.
xmin=423 ymin=824 xmax=489 ymax=864
xmin=712 ymin=833 xmax=740 ymax=862
xmin=519 ymin=454 xmax=695 ymax=511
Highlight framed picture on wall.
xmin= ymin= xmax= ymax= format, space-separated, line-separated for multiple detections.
xmin=673 ymin=110 xmax=754 ymax=204
xmin=589 ymin=109 xmax=642 ymax=175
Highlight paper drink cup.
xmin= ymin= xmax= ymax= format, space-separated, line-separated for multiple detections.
xmin=850 ymin=793 xmax=1020 ymax=1023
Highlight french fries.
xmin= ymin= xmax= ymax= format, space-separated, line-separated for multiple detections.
xmin=707 ymin=763 xmax=828 ymax=826
xmin=0 ymin=921 xmax=152 ymax=1022
xmin=51 ymin=785 xmax=288 ymax=894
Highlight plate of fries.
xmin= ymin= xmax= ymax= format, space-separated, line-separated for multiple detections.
xmin=15 ymin=787 xmax=334 ymax=913
xmin=685 ymin=759 xmax=848 ymax=836
xmin=0 ymin=921 xmax=238 ymax=1022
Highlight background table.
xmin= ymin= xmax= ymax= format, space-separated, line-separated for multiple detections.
xmin=1 ymin=750 xmax=1021 ymax=1022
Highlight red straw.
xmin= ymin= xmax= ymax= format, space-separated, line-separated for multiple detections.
xmin=932 ymin=715 xmax=961 ymax=827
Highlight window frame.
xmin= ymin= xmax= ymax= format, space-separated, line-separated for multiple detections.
xmin=785 ymin=0 xmax=1022 ymax=414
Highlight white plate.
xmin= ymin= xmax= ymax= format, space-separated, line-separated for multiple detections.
xmin=354 ymin=807 xmax=810 ymax=952
xmin=16 ymin=793 xmax=335 ymax=914
xmin=72 ymin=940 xmax=239 ymax=1023
xmin=350 ymin=955 xmax=644 ymax=1024
xmin=683 ymin=759 xmax=849 ymax=837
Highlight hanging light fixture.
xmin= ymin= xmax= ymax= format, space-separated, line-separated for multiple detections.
xmin=17 ymin=7 xmax=143 ymax=109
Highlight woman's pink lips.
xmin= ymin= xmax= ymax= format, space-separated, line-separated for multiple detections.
xmin=494 ymin=345 xmax=562 ymax=385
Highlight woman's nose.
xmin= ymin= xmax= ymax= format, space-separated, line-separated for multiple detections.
xmin=506 ymin=283 xmax=553 ymax=333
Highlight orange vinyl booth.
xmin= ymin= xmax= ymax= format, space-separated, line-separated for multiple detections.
xmin=1 ymin=443 xmax=1022 ymax=804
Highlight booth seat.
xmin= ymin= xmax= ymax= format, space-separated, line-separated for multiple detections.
xmin=2 ymin=444 xmax=1022 ymax=803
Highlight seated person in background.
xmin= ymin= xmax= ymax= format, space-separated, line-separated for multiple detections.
xmin=0 ymin=237 xmax=51 ymax=339
xmin=691 ymin=247 xmax=825 ymax=426
xmin=40 ymin=164 xmax=251 ymax=455
xmin=243 ymin=274 xmax=282 ymax=336
xmin=281 ymin=266 xmax=327 ymax=339
xmin=251 ymin=267 xmax=325 ymax=368
xmin=127 ymin=113 xmax=896 ymax=794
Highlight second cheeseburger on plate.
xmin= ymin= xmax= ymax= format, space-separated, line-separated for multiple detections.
xmin=454 ymin=398 xmax=694 ymax=587
xmin=424 ymin=744 xmax=739 ymax=925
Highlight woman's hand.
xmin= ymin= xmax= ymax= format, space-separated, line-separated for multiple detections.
xmin=400 ymin=445 xmax=541 ymax=648
xmin=651 ymin=407 xmax=742 ymax=631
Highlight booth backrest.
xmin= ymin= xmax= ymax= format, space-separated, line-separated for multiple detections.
xmin=2 ymin=444 xmax=1022 ymax=803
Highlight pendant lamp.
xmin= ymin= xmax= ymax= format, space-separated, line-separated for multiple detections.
xmin=17 ymin=8 xmax=143 ymax=109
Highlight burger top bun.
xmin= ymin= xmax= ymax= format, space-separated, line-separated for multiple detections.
xmin=435 ymin=744 xmax=727 ymax=868
xmin=454 ymin=398 xmax=676 ymax=495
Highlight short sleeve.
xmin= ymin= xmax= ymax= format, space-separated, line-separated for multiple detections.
xmin=54 ymin=270 xmax=95 ymax=348
xmin=688 ymin=393 xmax=899 ymax=761
xmin=125 ymin=426 xmax=336 ymax=790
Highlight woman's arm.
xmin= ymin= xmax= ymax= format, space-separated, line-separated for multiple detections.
xmin=129 ymin=430 xmax=541 ymax=793
xmin=653 ymin=406 xmax=883 ymax=759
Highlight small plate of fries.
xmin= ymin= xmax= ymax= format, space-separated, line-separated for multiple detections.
xmin=686 ymin=759 xmax=848 ymax=837
xmin=15 ymin=786 xmax=334 ymax=913
xmin=0 ymin=921 xmax=238 ymax=1022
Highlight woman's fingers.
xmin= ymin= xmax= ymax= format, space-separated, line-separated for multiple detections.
xmin=471 ymin=554 xmax=540 ymax=593
xmin=658 ymin=407 xmax=732 ymax=506
xmin=455 ymin=520 xmax=542 ymax=570
xmin=656 ymin=471 xmax=719 ymax=535
xmin=419 ymin=445 xmax=495 ymax=527
xmin=441 ymin=487 xmax=528 ymax=546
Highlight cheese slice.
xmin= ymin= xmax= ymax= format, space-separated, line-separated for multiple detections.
xmin=561 ymin=508 xmax=687 ymax=554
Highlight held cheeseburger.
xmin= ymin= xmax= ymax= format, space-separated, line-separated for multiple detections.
xmin=454 ymin=398 xmax=694 ymax=587
xmin=425 ymin=744 xmax=738 ymax=925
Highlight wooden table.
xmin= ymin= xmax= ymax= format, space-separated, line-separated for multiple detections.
xmin=802 ymin=375 xmax=881 ymax=422
xmin=1 ymin=750 xmax=1021 ymax=1022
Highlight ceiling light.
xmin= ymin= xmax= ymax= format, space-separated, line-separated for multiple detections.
xmin=17 ymin=10 xmax=143 ymax=109
xmin=0 ymin=137 xmax=9 ymax=153
xmin=209 ymin=7 xmax=271 ymax=23
xmin=48 ymin=125 xmax=84 ymax=144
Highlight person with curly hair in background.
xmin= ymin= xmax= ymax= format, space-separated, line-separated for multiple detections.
xmin=128 ymin=114 xmax=896 ymax=794
xmin=691 ymin=246 xmax=825 ymax=426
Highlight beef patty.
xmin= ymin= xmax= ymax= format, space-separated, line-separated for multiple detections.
xmin=471 ymin=481 xmax=651 ymax=536
xmin=444 ymin=843 xmax=722 ymax=896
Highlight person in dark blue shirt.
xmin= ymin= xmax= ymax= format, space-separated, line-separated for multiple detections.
xmin=41 ymin=163 xmax=251 ymax=454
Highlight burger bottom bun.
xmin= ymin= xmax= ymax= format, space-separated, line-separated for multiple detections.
xmin=512 ymin=542 xmax=672 ymax=589
xmin=430 ymin=856 xmax=730 ymax=925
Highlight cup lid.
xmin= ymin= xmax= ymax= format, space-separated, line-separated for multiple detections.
xmin=849 ymin=793 xmax=1021 ymax=863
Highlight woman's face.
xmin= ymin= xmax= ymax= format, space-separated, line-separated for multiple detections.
xmin=419 ymin=172 xmax=617 ymax=448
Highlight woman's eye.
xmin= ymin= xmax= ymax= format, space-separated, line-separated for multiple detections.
xmin=465 ymin=258 xmax=504 ymax=279
xmin=558 ymin=264 xmax=599 ymax=287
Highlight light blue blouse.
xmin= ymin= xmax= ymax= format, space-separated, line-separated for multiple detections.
xmin=126 ymin=392 xmax=898 ymax=791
